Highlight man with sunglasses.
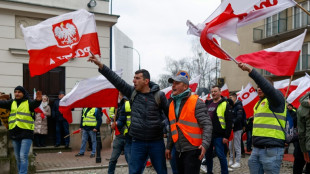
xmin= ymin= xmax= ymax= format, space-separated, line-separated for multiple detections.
xmin=238 ymin=63 xmax=286 ymax=174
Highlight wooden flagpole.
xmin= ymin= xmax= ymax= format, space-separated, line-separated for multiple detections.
xmin=296 ymin=3 xmax=310 ymax=16
xmin=212 ymin=39 xmax=239 ymax=64
xmin=285 ymin=75 xmax=294 ymax=99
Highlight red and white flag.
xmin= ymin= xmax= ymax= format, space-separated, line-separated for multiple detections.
xmin=59 ymin=70 xmax=121 ymax=123
xmin=274 ymin=75 xmax=305 ymax=96
xmin=237 ymin=83 xmax=259 ymax=118
xmin=236 ymin=30 xmax=306 ymax=76
xmin=21 ymin=9 xmax=100 ymax=77
xmin=287 ymin=74 xmax=310 ymax=108
xmin=162 ymin=75 xmax=200 ymax=99
xmin=187 ymin=0 xmax=296 ymax=59
xmin=221 ymin=83 xmax=230 ymax=98
xmin=200 ymin=93 xmax=212 ymax=102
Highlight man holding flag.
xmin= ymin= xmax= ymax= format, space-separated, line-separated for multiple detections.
xmin=88 ymin=55 xmax=169 ymax=174
xmin=238 ymin=63 xmax=286 ymax=174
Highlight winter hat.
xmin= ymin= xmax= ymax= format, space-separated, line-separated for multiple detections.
xmin=14 ymin=86 xmax=29 ymax=99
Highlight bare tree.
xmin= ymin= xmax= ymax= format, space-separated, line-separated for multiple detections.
xmin=190 ymin=38 xmax=218 ymax=91
xmin=156 ymin=38 xmax=219 ymax=92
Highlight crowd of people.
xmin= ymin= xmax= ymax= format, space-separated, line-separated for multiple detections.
xmin=86 ymin=54 xmax=310 ymax=174
xmin=1 ymin=54 xmax=310 ymax=174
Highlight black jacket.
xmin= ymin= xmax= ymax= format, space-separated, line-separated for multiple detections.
xmin=99 ymin=65 xmax=168 ymax=141
xmin=249 ymin=69 xmax=286 ymax=147
xmin=52 ymin=99 xmax=65 ymax=121
xmin=206 ymin=97 xmax=232 ymax=139
xmin=232 ymin=100 xmax=245 ymax=131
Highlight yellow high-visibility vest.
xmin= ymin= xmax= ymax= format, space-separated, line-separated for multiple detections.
xmin=82 ymin=108 xmax=97 ymax=127
xmin=8 ymin=100 xmax=34 ymax=130
xmin=123 ymin=101 xmax=131 ymax=135
xmin=216 ymin=101 xmax=228 ymax=129
xmin=253 ymin=98 xmax=286 ymax=140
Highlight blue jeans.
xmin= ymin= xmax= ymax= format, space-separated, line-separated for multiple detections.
xmin=205 ymin=137 xmax=228 ymax=174
xmin=12 ymin=139 xmax=32 ymax=174
xmin=79 ymin=129 xmax=96 ymax=155
xmin=170 ymin=145 xmax=178 ymax=174
xmin=129 ymin=138 xmax=167 ymax=174
xmin=55 ymin=120 xmax=70 ymax=146
xmin=108 ymin=137 xmax=127 ymax=174
xmin=248 ymin=147 xmax=284 ymax=174
xmin=247 ymin=130 xmax=252 ymax=151
xmin=125 ymin=136 xmax=132 ymax=164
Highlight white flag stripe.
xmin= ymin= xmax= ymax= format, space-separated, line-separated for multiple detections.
xmin=21 ymin=9 xmax=96 ymax=50
xmin=238 ymin=0 xmax=296 ymax=28
xmin=188 ymin=0 xmax=295 ymax=44
xmin=274 ymin=73 xmax=309 ymax=89
xmin=221 ymin=83 xmax=228 ymax=91
xmin=265 ymin=30 xmax=306 ymax=52
xmin=239 ymin=83 xmax=258 ymax=106
xmin=60 ymin=69 xmax=122 ymax=107
xmin=287 ymin=76 xmax=310 ymax=104
xmin=203 ymin=0 xmax=259 ymax=24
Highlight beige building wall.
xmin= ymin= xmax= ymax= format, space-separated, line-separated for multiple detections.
xmin=0 ymin=0 xmax=118 ymax=125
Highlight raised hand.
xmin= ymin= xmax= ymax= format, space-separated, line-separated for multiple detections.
xmin=238 ymin=63 xmax=253 ymax=73
xmin=36 ymin=91 xmax=42 ymax=101
xmin=87 ymin=51 xmax=103 ymax=70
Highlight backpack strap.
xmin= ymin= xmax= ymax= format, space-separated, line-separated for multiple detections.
xmin=154 ymin=90 xmax=161 ymax=107
xmin=130 ymin=90 xmax=161 ymax=106
xmin=130 ymin=90 xmax=137 ymax=105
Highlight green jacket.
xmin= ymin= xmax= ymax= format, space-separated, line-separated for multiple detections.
xmin=297 ymin=92 xmax=310 ymax=152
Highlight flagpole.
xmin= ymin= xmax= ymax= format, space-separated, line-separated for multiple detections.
xmin=285 ymin=75 xmax=294 ymax=99
xmin=212 ymin=39 xmax=239 ymax=64
xmin=296 ymin=3 xmax=310 ymax=16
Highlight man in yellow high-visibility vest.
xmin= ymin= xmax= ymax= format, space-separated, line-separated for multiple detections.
xmin=75 ymin=107 xmax=102 ymax=158
xmin=239 ymin=63 xmax=286 ymax=174
xmin=0 ymin=86 xmax=42 ymax=174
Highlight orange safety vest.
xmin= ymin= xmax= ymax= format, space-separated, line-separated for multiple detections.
xmin=168 ymin=95 xmax=202 ymax=146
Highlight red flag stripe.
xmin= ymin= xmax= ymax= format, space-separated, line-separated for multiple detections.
xmin=28 ymin=33 xmax=100 ymax=77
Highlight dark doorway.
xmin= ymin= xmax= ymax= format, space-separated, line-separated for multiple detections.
xmin=23 ymin=64 xmax=65 ymax=146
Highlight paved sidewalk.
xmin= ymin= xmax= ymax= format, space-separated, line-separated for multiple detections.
xmin=35 ymin=147 xmax=295 ymax=174
xmin=35 ymin=148 xmax=126 ymax=171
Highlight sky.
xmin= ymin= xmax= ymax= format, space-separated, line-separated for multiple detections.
xmin=112 ymin=0 xmax=221 ymax=81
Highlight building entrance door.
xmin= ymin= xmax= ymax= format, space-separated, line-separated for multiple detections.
xmin=23 ymin=64 xmax=65 ymax=146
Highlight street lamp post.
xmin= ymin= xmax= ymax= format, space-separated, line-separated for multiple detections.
xmin=124 ymin=45 xmax=141 ymax=70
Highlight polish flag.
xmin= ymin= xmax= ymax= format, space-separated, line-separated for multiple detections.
xmin=33 ymin=88 xmax=45 ymax=119
xmin=236 ymin=30 xmax=306 ymax=76
xmin=221 ymin=83 xmax=230 ymax=98
xmin=274 ymin=75 xmax=305 ymax=96
xmin=162 ymin=75 xmax=200 ymax=99
xmin=287 ymin=75 xmax=310 ymax=108
xmin=187 ymin=0 xmax=296 ymax=59
xmin=200 ymin=93 xmax=212 ymax=102
xmin=21 ymin=9 xmax=100 ymax=77
xmin=237 ymin=83 xmax=259 ymax=118
xmin=59 ymin=70 xmax=121 ymax=123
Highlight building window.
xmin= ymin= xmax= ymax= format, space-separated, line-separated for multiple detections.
xmin=295 ymin=42 xmax=310 ymax=71
xmin=293 ymin=1 xmax=309 ymax=29
xmin=302 ymin=42 xmax=310 ymax=70
xmin=265 ymin=10 xmax=287 ymax=37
